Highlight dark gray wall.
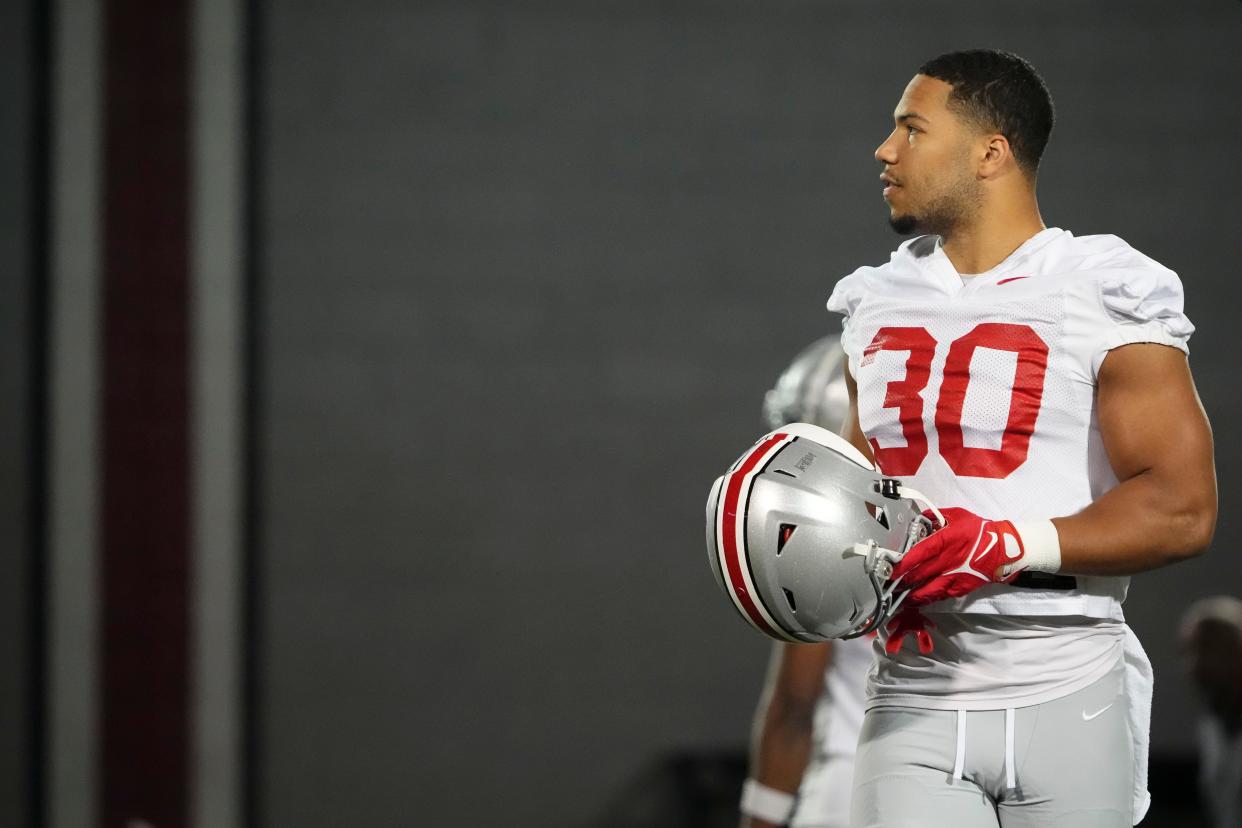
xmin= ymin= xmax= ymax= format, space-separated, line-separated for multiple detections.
xmin=0 ymin=0 xmax=34 ymax=825
xmin=258 ymin=1 xmax=1242 ymax=824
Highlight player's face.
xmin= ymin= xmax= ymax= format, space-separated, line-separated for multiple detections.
xmin=874 ymin=75 xmax=982 ymax=236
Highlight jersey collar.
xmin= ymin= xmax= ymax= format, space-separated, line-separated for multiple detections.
xmin=919 ymin=228 xmax=1066 ymax=296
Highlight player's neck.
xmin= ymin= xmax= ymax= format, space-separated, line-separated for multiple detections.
xmin=939 ymin=192 xmax=1045 ymax=276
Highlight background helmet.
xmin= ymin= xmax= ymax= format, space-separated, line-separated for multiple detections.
xmin=705 ymin=423 xmax=931 ymax=642
xmin=762 ymin=335 xmax=850 ymax=432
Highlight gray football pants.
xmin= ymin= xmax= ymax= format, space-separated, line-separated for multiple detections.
xmin=850 ymin=660 xmax=1133 ymax=827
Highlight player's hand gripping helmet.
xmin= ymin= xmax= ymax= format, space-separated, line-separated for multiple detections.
xmin=705 ymin=423 xmax=939 ymax=642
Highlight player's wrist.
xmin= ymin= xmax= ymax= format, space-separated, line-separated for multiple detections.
xmin=1010 ymin=519 xmax=1061 ymax=575
xmin=740 ymin=818 xmax=780 ymax=828
xmin=739 ymin=778 xmax=796 ymax=825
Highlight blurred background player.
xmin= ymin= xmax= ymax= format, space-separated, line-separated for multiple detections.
xmin=739 ymin=336 xmax=872 ymax=828
xmin=1181 ymin=596 xmax=1242 ymax=828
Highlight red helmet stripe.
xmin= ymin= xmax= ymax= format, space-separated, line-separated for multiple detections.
xmin=717 ymin=432 xmax=798 ymax=641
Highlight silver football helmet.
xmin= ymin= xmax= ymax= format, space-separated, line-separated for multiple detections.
xmin=762 ymin=336 xmax=850 ymax=432
xmin=705 ymin=423 xmax=936 ymax=643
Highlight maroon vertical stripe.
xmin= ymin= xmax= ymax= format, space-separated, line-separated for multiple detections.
xmin=100 ymin=0 xmax=191 ymax=825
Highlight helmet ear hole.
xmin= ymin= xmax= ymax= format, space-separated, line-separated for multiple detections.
xmin=777 ymin=523 xmax=797 ymax=554
xmin=865 ymin=502 xmax=890 ymax=529
xmin=783 ymin=588 xmax=797 ymax=612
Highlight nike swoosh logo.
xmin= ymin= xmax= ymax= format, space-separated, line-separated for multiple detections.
xmin=1082 ymin=703 xmax=1113 ymax=721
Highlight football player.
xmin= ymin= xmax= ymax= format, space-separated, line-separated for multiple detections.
xmin=829 ymin=50 xmax=1216 ymax=826
xmin=1180 ymin=596 xmax=1242 ymax=827
xmin=740 ymin=337 xmax=872 ymax=828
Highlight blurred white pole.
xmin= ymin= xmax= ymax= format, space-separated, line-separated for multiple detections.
xmin=48 ymin=0 xmax=100 ymax=825
xmin=192 ymin=0 xmax=246 ymax=824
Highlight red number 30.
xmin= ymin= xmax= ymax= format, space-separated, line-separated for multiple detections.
xmin=861 ymin=323 xmax=1049 ymax=480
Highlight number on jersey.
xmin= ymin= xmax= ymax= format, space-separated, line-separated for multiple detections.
xmin=861 ymin=324 xmax=1048 ymax=479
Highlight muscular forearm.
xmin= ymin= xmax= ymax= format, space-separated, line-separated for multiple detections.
xmin=1053 ymin=465 xmax=1216 ymax=575
xmin=751 ymin=700 xmax=816 ymax=790
xmin=741 ymin=643 xmax=830 ymax=827
xmin=744 ymin=700 xmax=815 ymax=828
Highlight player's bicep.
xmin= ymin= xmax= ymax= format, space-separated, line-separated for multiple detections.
xmin=1097 ymin=343 xmax=1214 ymax=492
xmin=843 ymin=367 xmax=876 ymax=465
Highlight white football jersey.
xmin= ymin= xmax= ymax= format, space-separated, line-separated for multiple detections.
xmin=827 ymin=228 xmax=1193 ymax=618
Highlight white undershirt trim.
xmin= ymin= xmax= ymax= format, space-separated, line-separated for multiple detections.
xmin=869 ymin=616 xmax=1126 ymax=711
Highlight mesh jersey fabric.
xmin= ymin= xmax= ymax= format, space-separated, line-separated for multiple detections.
xmin=826 ymin=228 xmax=1192 ymax=618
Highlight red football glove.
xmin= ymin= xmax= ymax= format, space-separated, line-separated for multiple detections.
xmin=884 ymin=605 xmax=936 ymax=654
xmin=890 ymin=508 xmax=1027 ymax=605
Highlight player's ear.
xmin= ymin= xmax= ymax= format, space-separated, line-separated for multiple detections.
xmin=978 ymin=133 xmax=1011 ymax=179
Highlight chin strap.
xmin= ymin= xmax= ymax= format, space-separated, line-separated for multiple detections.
xmin=842 ymin=539 xmax=897 ymax=638
xmin=897 ymin=484 xmax=944 ymax=528
xmin=843 ymin=487 xmax=938 ymax=638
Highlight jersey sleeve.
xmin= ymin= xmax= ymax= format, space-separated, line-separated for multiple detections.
xmin=1090 ymin=265 xmax=1194 ymax=374
xmin=826 ymin=268 xmax=870 ymax=372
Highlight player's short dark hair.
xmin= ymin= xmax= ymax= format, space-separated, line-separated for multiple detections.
xmin=917 ymin=49 xmax=1055 ymax=177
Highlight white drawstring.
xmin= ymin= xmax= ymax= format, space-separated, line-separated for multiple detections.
xmin=950 ymin=708 xmax=1018 ymax=791
xmin=1005 ymin=707 xmax=1017 ymax=791
xmin=953 ymin=709 xmax=967 ymax=781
